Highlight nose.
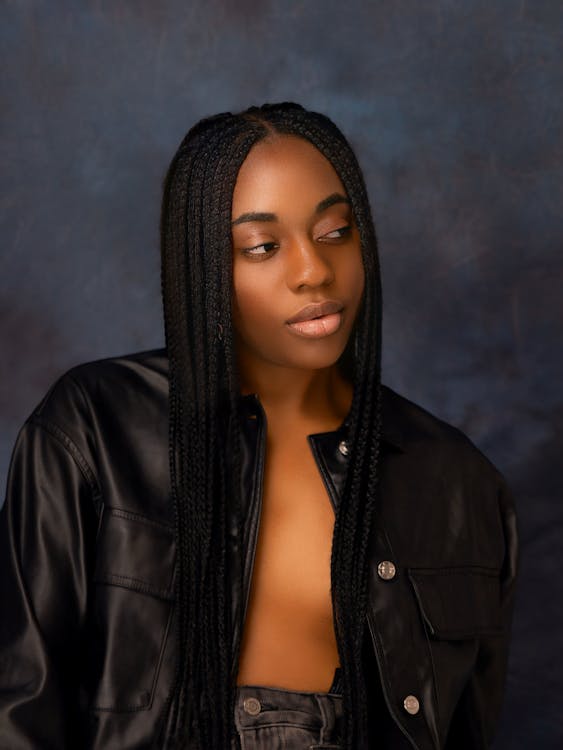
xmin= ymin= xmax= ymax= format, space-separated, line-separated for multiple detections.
xmin=285 ymin=236 xmax=335 ymax=291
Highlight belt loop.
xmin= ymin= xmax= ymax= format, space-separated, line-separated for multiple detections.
xmin=315 ymin=693 xmax=335 ymax=743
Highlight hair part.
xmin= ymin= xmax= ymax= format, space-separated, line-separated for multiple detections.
xmin=159 ymin=102 xmax=382 ymax=748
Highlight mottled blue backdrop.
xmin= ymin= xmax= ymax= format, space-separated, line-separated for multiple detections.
xmin=1 ymin=1 xmax=562 ymax=747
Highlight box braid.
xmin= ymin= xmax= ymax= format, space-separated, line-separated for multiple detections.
xmin=159 ymin=103 xmax=383 ymax=749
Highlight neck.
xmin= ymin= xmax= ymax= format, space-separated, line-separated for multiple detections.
xmin=238 ymin=360 xmax=353 ymax=431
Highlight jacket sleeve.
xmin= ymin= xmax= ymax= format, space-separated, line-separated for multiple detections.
xmin=0 ymin=416 xmax=100 ymax=749
xmin=445 ymin=477 xmax=519 ymax=749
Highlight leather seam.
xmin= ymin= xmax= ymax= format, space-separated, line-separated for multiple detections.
xmin=90 ymin=694 xmax=152 ymax=713
xmin=427 ymin=626 xmax=505 ymax=637
xmin=93 ymin=574 xmax=174 ymax=601
xmin=28 ymin=415 xmax=101 ymax=501
xmin=106 ymin=506 xmax=174 ymax=533
xmin=408 ymin=566 xmax=500 ymax=576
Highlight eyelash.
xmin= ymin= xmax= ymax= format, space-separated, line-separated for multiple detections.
xmin=323 ymin=225 xmax=352 ymax=240
xmin=242 ymin=225 xmax=352 ymax=257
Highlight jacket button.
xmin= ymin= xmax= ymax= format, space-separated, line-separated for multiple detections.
xmin=377 ymin=560 xmax=396 ymax=580
xmin=243 ymin=697 xmax=261 ymax=716
xmin=403 ymin=695 xmax=420 ymax=715
xmin=338 ymin=440 xmax=349 ymax=456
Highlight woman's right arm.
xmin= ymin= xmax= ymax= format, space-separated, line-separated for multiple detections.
xmin=0 ymin=415 xmax=100 ymax=749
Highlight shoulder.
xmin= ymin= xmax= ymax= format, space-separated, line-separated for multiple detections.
xmin=32 ymin=348 xmax=168 ymax=417
xmin=379 ymin=386 xmax=515 ymax=570
xmin=381 ymin=384 xmax=504 ymax=488
xmin=27 ymin=348 xmax=170 ymax=459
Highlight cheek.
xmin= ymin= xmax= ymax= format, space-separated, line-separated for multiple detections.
xmin=341 ymin=251 xmax=365 ymax=303
xmin=232 ymin=277 xmax=275 ymax=335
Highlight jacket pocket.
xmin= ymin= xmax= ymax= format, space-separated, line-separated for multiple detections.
xmin=407 ymin=566 xmax=503 ymax=640
xmin=88 ymin=507 xmax=175 ymax=712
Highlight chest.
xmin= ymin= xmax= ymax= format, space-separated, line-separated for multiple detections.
xmin=250 ymin=435 xmax=336 ymax=615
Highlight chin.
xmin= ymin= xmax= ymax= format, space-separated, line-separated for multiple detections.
xmin=280 ymin=344 xmax=349 ymax=371
xmin=236 ymin=330 xmax=352 ymax=373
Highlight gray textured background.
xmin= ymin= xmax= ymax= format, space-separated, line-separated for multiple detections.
xmin=1 ymin=1 xmax=562 ymax=747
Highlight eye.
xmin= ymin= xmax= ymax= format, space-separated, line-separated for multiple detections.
xmin=319 ymin=225 xmax=352 ymax=241
xmin=242 ymin=241 xmax=278 ymax=258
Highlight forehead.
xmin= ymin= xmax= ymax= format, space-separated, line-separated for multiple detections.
xmin=232 ymin=135 xmax=345 ymax=211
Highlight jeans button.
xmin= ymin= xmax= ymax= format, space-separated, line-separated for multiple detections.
xmin=243 ymin=697 xmax=261 ymax=715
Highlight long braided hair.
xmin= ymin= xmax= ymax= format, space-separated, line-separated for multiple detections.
xmin=159 ymin=103 xmax=383 ymax=749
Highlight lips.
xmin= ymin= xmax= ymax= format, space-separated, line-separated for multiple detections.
xmin=286 ymin=300 xmax=343 ymax=324
xmin=285 ymin=300 xmax=345 ymax=339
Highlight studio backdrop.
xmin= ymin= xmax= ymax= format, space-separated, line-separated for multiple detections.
xmin=1 ymin=2 xmax=561 ymax=748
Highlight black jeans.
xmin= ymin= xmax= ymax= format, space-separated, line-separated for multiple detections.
xmin=233 ymin=668 xmax=343 ymax=749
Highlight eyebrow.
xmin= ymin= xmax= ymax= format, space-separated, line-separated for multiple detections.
xmin=231 ymin=192 xmax=351 ymax=226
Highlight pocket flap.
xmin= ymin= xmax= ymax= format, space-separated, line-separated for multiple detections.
xmin=408 ymin=566 xmax=503 ymax=640
xmin=94 ymin=507 xmax=175 ymax=600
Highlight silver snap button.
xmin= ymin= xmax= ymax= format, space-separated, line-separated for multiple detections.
xmin=338 ymin=440 xmax=349 ymax=456
xmin=243 ymin=697 xmax=261 ymax=716
xmin=403 ymin=694 xmax=420 ymax=715
xmin=377 ymin=560 xmax=396 ymax=580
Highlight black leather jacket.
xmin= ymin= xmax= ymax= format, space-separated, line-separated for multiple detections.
xmin=0 ymin=348 xmax=518 ymax=750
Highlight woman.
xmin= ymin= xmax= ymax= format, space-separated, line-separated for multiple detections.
xmin=0 ymin=103 xmax=518 ymax=749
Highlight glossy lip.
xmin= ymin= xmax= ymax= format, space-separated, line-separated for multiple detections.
xmin=286 ymin=300 xmax=344 ymax=324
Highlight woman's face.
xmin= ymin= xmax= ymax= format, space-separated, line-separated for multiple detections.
xmin=231 ymin=135 xmax=365 ymax=376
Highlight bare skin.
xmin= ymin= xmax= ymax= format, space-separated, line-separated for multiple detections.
xmin=235 ymin=379 xmax=353 ymax=691
xmin=231 ymin=135 xmax=364 ymax=691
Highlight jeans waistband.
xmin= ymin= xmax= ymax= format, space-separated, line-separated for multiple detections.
xmin=234 ymin=668 xmax=343 ymax=732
